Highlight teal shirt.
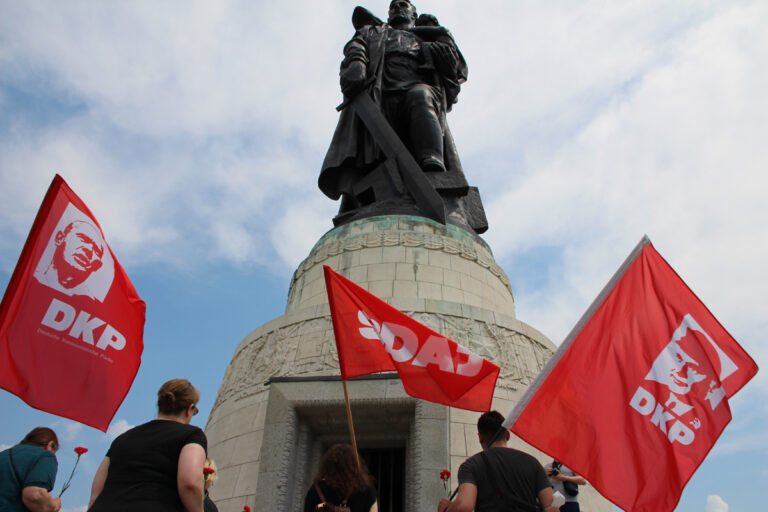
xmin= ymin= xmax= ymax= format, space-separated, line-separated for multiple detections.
xmin=0 ymin=444 xmax=58 ymax=511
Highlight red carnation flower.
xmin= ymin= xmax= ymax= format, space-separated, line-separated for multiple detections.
xmin=440 ymin=469 xmax=451 ymax=497
xmin=243 ymin=506 xmax=251 ymax=512
xmin=203 ymin=467 xmax=215 ymax=475
xmin=74 ymin=447 xmax=88 ymax=455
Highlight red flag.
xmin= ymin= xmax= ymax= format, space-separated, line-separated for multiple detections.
xmin=507 ymin=237 xmax=758 ymax=512
xmin=0 ymin=175 xmax=145 ymax=431
xmin=324 ymin=265 xmax=499 ymax=412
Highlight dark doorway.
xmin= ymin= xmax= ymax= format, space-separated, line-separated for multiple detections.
xmin=360 ymin=447 xmax=405 ymax=512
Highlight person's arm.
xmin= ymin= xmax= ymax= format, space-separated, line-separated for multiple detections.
xmin=538 ymin=486 xmax=558 ymax=512
xmin=88 ymin=456 xmax=110 ymax=508
xmin=556 ymin=473 xmax=587 ymax=485
xmin=21 ymin=486 xmax=61 ymax=512
xmin=340 ymin=31 xmax=369 ymax=95
xmin=369 ymin=501 xmax=379 ymax=512
xmin=438 ymin=482 xmax=477 ymax=512
xmin=177 ymin=443 xmax=206 ymax=512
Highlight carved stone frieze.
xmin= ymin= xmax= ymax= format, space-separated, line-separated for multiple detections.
xmin=211 ymin=308 xmax=554 ymax=417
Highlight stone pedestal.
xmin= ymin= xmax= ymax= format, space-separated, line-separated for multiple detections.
xmin=206 ymin=215 xmax=612 ymax=512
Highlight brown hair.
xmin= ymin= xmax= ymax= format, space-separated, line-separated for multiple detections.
xmin=314 ymin=444 xmax=372 ymax=499
xmin=157 ymin=378 xmax=199 ymax=415
xmin=20 ymin=427 xmax=59 ymax=451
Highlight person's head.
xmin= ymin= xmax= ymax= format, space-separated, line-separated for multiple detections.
xmin=204 ymin=458 xmax=218 ymax=491
xmin=157 ymin=378 xmax=200 ymax=423
xmin=52 ymin=220 xmax=105 ymax=288
xmin=388 ymin=0 xmax=417 ymax=28
xmin=314 ymin=444 xmax=371 ymax=498
xmin=416 ymin=13 xmax=438 ymax=27
xmin=20 ymin=427 xmax=59 ymax=453
xmin=477 ymin=410 xmax=509 ymax=447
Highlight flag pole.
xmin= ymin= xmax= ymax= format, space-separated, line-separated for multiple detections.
xmin=502 ymin=235 xmax=652 ymax=431
xmin=342 ymin=379 xmax=362 ymax=471
xmin=324 ymin=266 xmax=362 ymax=472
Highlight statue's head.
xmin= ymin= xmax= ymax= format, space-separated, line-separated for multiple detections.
xmin=388 ymin=0 xmax=417 ymax=28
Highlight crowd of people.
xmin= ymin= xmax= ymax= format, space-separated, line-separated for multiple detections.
xmin=0 ymin=379 xmax=586 ymax=512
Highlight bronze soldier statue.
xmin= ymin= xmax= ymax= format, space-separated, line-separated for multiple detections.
xmin=320 ymin=0 xmax=488 ymax=234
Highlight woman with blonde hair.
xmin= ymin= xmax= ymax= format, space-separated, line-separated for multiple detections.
xmin=88 ymin=379 xmax=207 ymax=512
xmin=303 ymin=444 xmax=378 ymax=512
xmin=203 ymin=458 xmax=219 ymax=512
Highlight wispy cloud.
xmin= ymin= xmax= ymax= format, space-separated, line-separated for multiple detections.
xmin=0 ymin=444 xmax=11 ymax=451
xmin=106 ymin=419 xmax=134 ymax=441
xmin=51 ymin=421 xmax=84 ymax=443
xmin=485 ymin=0 xmax=768 ymax=346
xmin=706 ymin=495 xmax=729 ymax=512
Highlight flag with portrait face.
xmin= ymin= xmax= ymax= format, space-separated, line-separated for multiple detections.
xmin=0 ymin=175 xmax=145 ymax=431
xmin=506 ymin=237 xmax=758 ymax=512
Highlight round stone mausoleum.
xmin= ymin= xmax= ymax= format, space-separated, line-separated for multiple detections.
xmin=205 ymin=215 xmax=611 ymax=512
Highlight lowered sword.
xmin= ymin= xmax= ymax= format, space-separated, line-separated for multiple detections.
xmin=337 ymin=91 xmax=447 ymax=225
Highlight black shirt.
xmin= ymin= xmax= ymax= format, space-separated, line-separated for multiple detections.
xmin=303 ymin=480 xmax=377 ymax=512
xmin=458 ymin=446 xmax=550 ymax=512
xmin=204 ymin=492 xmax=219 ymax=512
xmin=88 ymin=419 xmax=207 ymax=512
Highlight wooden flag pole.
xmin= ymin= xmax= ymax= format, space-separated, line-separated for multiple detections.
xmin=342 ymin=379 xmax=362 ymax=471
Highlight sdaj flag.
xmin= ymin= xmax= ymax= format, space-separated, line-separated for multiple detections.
xmin=324 ymin=265 xmax=499 ymax=412
xmin=0 ymin=175 xmax=146 ymax=431
xmin=506 ymin=237 xmax=758 ymax=512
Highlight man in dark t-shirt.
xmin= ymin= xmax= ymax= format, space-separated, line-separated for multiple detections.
xmin=438 ymin=411 xmax=556 ymax=512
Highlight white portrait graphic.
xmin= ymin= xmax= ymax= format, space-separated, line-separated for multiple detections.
xmin=645 ymin=314 xmax=738 ymax=410
xmin=33 ymin=203 xmax=115 ymax=302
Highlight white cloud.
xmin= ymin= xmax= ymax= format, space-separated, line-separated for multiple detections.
xmin=484 ymin=0 xmax=768 ymax=345
xmin=106 ymin=419 xmax=134 ymax=441
xmin=52 ymin=421 xmax=84 ymax=443
xmin=0 ymin=444 xmax=11 ymax=451
xmin=706 ymin=495 xmax=729 ymax=512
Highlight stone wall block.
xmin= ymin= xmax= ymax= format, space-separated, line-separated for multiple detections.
xmin=232 ymin=461 xmax=260 ymax=497
xmin=393 ymin=280 xmax=418 ymax=298
xmin=416 ymin=264 xmax=444 ymax=284
xmin=418 ymin=281 xmax=442 ymax=300
xmin=382 ymin=245 xmax=406 ymax=263
xmin=367 ymin=262 xmax=397 ymax=282
xmin=230 ymin=430 xmax=264 ymax=466
xmin=450 ymin=422 xmax=467 ymax=456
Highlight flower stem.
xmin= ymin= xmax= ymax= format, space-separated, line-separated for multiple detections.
xmin=58 ymin=455 xmax=81 ymax=498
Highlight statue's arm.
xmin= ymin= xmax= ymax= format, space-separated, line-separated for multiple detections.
xmin=340 ymin=30 xmax=369 ymax=96
xmin=424 ymin=36 xmax=462 ymax=79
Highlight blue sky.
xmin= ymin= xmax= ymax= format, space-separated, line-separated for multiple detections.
xmin=1 ymin=1 xmax=766 ymax=511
